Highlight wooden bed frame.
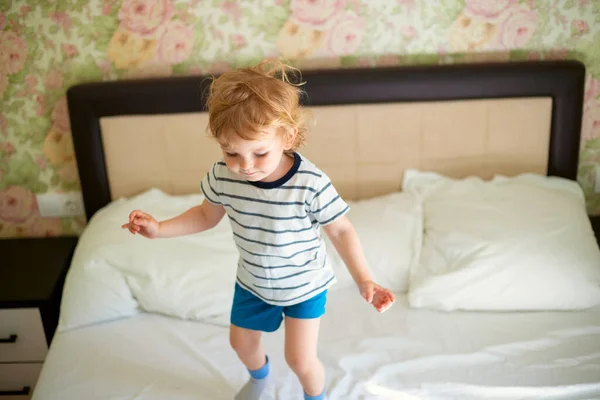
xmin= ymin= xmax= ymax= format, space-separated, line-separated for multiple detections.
xmin=66 ymin=61 xmax=585 ymax=221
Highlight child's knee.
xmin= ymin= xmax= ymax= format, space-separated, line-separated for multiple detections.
xmin=285 ymin=351 xmax=316 ymax=376
xmin=230 ymin=327 xmax=261 ymax=355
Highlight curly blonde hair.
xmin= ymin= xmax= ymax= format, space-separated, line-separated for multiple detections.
xmin=205 ymin=60 xmax=310 ymax=151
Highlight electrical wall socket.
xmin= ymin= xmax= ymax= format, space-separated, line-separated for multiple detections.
xmin=36 ymin=192 xmax=85 ymax=218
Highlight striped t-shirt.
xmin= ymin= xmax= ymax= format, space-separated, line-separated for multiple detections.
xmin=200 ymin=152 xmax=349 ymax=306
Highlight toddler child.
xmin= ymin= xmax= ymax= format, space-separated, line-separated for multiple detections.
xmin=122 ymin=60 xmax=395 ymax=400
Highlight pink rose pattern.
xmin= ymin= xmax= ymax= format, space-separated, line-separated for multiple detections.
xmin=103 ymin=0 xmax=113 ymax=16
xmin=585 ymin=77 xmax=600 ymax=104
xmin=397 ymin=0 xmax=415 ymax=11
xmin=118 ymin=0 xmax=175 ymax=38
xmin=19 ymin=6 xmax=32 ymax=17
xmin=61 ymin=43 xmax=79 ymax=58
xmin=158 ymin=20 xmax=194 ymax=64
xmin=0 ymin=141 xmax=15 ymax=155
xmin=582 ymin=103 xmax=600 ymax=143
xmin=51 ymin=97 xmax=71 ymax=133
xmin=1 ymin=1 xmax=600 ymax=237
xmin=497 ymin=5 xmax=538 ymax=48
xmin=26 ymin=217 xmax=63 ymax=238
xmin=44 ymin=69 xmax=64 ymax=90
xmin=230 ymin=33 xmax=247 ymax=49
xmin=402 ymin=26 xmax=418 ymax=40
xmin=290 ymin=0 xmax=347 ymax=29
xmin=583 ymin=74 xmax=600 ymax=146
xmin=36 ymin=155 xmax=47 ymax=171
xmin=0 ymin=186 xmax=37 ymax=224
xmin=325 ymin=11 xmax=366 ymax=56
xmin=0 ymin=31 xmax=27 ymax=74
xmin=25 ymin=75 xmax=37 ymax=90
xmin=50 ymin=12 xmax=72 ymax=33
xmin=464 ymin=0 xmax=515 ymax=21
xmin=221 ymin=2 xmax=242 ymax=25
xmin=35 ymin=94 xmax=46 ymax=116
xmin=572 ymin=19 xmax=589 ymax=36
xmin=15 ymin=75 xmax=37 ymax=97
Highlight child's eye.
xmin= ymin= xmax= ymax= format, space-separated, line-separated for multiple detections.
xmin=225 ymin=152 xmax=237 ymax=157
xmin=255 ymin=152 xmax=268 ymax=158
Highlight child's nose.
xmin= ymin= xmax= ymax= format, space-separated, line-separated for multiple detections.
xmin=240 ymin=158 xmax=252 ymax=170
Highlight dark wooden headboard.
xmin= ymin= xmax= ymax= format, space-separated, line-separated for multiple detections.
xmin=67 ymin=61 xmax=585 ymax=221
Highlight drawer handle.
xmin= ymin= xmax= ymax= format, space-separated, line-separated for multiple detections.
xmin=0 ymin=386 xmax=30 ymax=396
xmin=0 ymin=334 xmax=17 ymax=343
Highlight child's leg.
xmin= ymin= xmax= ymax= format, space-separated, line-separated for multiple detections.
xmin=284 ymin=316 xmax=325 ymax=398
xmin=230 ymin=324 xmax=265 ymax=370
xmin=230 ymin=324 xmax=269 ymax=400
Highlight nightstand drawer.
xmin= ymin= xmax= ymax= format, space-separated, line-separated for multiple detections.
xmin=0 ymin=309 xmax=48 ymax=362
xmin=0 ymin=362 xmax=42 ymax=399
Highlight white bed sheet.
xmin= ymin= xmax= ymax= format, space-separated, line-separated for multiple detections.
xmin=33 ymin=287 xmax=600 ymax=400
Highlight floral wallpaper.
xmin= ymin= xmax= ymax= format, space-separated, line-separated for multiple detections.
xmin=1 ymin=0 xmax=599 ymax=238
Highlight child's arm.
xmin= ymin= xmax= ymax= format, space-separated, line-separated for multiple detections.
xmin=323 ymin=216 xmax=395 ymax=313
xmin=122 ymin=200 xmax=226 ymax=239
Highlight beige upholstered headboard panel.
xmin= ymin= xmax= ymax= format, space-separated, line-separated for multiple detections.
xmin=100 ymin=97 xmax=552 ymax=201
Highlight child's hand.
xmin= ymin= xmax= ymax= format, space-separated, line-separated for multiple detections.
xmin=359 ymin=281 xmax=395 ymax=313
xmin=121 ymin=210 xmax=160 ymax=239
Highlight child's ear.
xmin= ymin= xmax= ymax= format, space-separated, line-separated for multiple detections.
xmin=283 ymin=127 xmax=297 ymax=151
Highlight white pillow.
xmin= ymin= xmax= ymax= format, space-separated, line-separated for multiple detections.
xmin=403 ymin=170 xmax=600 ymax=312
xmin=326 ymin=192 xmax=423 ymax=293
xmin=59 ymin=189 xmax=422 ymax=331
xmin=59 ymin=189 xmax=238 ymax=331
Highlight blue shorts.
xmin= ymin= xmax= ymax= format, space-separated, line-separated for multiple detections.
xmin=230 ymin=283 xmax=327 ymax=332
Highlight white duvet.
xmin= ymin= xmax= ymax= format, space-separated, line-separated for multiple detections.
xmin=35 ymin=286 xmax=600 ymax=400
xmin=44 ymin=186 xmax=600 ymax=399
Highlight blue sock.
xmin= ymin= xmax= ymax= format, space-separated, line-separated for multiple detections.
xmin=304 ymin=388 xmax=325 ymax=400
xmin=235 ymin=356 xmax=270 ymax=400
xmin=249 ymin=356 xmax=270 ymax=380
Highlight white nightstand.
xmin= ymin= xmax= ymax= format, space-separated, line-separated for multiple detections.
xmin=0 ymin=237 xmax=77 ymax=399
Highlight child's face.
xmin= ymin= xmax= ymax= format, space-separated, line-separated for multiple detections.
xmin=219 ymin=127 xmax=292 ymax=182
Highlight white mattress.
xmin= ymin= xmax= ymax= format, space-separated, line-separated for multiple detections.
xmin=33 ymin=287 xmax=600 ymax=400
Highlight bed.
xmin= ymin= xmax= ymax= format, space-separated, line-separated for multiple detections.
xmin=31 ymin=61 xmax=600 ymax=400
